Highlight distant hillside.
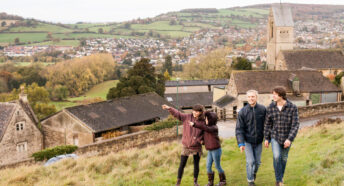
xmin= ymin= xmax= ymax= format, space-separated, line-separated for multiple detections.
xmin=0 ymin=3 xmax=344 ymax=46
xmin=0 ymin=122 xmax=343 ymax=185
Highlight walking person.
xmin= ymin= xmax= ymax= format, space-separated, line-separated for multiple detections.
xmin=190 ymin=111 xmax=226 ymax=186
xmin=235 ymin=90 xmax=266 ymax=186
xmin=264 ymin=86 xmax=300 ymax=186
xmin=162 ymin=104 xmax=205 ymax=186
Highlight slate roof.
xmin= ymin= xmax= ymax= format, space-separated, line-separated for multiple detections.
xmin=0 ymin=103 xmax=16 ymax=140
xmin=213 ymin=95 xmax=236 ymax=108
xmin=281 ymin=49 xmax=344 ymax=70
xmin=165 ymin=79 xmax=228 ymax=87
xmin=165 ymin=92 xmax=213 ymax=108
xmin=272 ymin=4 xmax=294 ymax=27
xmin=232 ymin=70 xmax=341 ymax=94
xmin=64 ymin=92 xmax=174 ymax=133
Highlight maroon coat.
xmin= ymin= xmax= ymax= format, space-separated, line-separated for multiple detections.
xmin=193 ymin=112 xmax=221 ymax=151
xmin=168 ymin=108 xmax=204 ymax=150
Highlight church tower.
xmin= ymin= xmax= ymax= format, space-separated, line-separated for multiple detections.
xmin=267 ymin=4 xmax=294 ymax=70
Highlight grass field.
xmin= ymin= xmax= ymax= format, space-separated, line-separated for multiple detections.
xmin=0 ymin=122 xmax=343 ymax=185
xmin=0 ymin=33 xmax=48 ymax=44
xmin=28 ymin=40 xmax=80 ymax=47
xmin=6 ymin=23 xmax=75 ymax=33
xmin=50 ymin=80 xmax=118 ymax=111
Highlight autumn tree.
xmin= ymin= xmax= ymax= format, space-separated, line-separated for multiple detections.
xmin=181 ymin=48 xmax=232 ymax=79
xmin=162 ymin=55 xmax=173 ymax=76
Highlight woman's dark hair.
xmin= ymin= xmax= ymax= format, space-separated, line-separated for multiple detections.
xmin=205 ymin=111 xmax=218 ymax=126
xmin=273 ymin=86 xmax=287 ymax=100
xmin=192 ymin=104 xmax=205 ymax=112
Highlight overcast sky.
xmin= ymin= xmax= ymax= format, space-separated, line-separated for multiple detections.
xmin=1 ymin=0 xmax=344 ymax=23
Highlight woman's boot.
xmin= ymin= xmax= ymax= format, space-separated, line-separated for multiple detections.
xmin=206 ymin=172 xmax=215 ymax=186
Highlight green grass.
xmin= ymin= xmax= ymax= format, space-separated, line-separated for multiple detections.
xmin=50 ymin=101 xmax=78 ymax=111
xmin=6 ymin=23 xmax=74 ymax=33
xmin=0 ymin=33 xmax=48 ymax=44
xmin=50 ymin=80 xmax=118 ymax=111
xmin=217 ymin=8 xmax=268 ymax=18
xmin=28 ymin=40 xmax=79 ymax=47
xmin=68 ymin=80 xmax=118 ymax=101
xmin=0 ymin=122 xmax=343 ymax=185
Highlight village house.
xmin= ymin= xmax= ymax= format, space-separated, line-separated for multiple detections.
xmin=0 ymin=93 xmax=43 ymax=166
xmin=275 ymin=49 xmax=344 ymax=77
xmin=41 ymin=92 xmax=174 ymax=148
xmin=214 ymin=70 xmax=342 ymax=118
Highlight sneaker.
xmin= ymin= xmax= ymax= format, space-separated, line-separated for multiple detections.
xmin=248 ymin=182 xmax=255 ymax=186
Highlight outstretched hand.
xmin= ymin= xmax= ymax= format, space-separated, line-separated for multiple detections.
xmin=189 ymin=122 xmax=194 ymax=126
xmin=162 ymin=104 xmax=170 ymax=110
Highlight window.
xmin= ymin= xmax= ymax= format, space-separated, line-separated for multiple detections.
xmin=16 ymin=142 xmax=27 ymax=152
xmin=73 ymin=135 xmax=79 ymax=146
xmin=16 ymin=122 xmax=25 ymax=131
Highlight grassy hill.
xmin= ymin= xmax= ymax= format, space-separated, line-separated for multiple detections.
xmin=0 ymin=122 xmax=343 ymax=185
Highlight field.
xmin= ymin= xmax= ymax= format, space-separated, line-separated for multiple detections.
xmin=51 ymin=80 xmax=118 ymax=111
xmin=0 ymin=122 xmax=343 ymax=185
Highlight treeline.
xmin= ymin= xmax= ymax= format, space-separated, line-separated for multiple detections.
xmin=0 ymin=63 xmax=46 ymax=93
xmin=0 ymin=12 xmax=24 ymax=20
xmin=44 ymin=53 xmax=116 ymax=97
xmin=0 ymin=51 xmax=70 ymax=63
xmin=180 ymin=8 xmax=219 ymax=13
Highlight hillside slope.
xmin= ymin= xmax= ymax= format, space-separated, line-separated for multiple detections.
xmin=0 ymin=122 xmax=343 ymax=185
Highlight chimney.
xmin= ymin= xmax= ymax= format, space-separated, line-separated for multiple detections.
xmin=19 ymin=85 xmax=28 ymax=103
xmin=288 ymin=73 xmax=300 ymax=96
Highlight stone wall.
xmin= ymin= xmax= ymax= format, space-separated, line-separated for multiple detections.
xmin=298 ymin=101 xmax=344 ymax=118
xmin=75 ymin=125 xmax=182 ymax=157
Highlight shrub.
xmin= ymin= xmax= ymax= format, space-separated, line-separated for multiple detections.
xmin=32 ymin=145 xmax=78 ymax=161
xmin=144 ymin=115 xmax=180 ymax=131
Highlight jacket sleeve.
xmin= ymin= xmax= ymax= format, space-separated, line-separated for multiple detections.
xmin=235 ymin=111 xmax=245 ymax=146
xmin=168 ymin=107 xmax=188 ymax=122
xmin=193 ymin=121 xmax=218 ymax=133
xmin=264 ymin=108 xmax=273 ymax=141
xmin=287 ymin=107 xmax=300 ymax=142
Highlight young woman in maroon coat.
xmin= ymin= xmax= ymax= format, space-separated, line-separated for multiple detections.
xmin=162 ymin=104 xmax=205 ymax=186
xmin=190 ymin=111 xmax=226 ymax=186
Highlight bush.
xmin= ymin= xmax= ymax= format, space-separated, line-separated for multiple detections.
xmin=144 ymin=115 xmax=180 ymax=131
xmin=32 ymin=145 xmax=78 ymax=161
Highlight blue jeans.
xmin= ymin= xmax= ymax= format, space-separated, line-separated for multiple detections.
xmin=244 ymin=142 xmax=262 ymax=182
xmin=271 ymin=138 xmax=291 ymax=182
xmin=206 ymin=148 xmax=224 ymax=173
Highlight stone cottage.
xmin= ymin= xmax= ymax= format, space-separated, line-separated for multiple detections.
xmin=0 ymin=94 xmax=43 ymax=165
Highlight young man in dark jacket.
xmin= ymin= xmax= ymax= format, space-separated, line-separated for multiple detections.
xmin=236 ymin=90 xmax=266 ymax=186
xmin=190 ymin=111 xmax=226 ymax=186
xmin=264 ymin=86 xmax=299 ymax=186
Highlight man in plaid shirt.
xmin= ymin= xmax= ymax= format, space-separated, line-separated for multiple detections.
xmin=264 ymin=86 xmax=300 ymax=186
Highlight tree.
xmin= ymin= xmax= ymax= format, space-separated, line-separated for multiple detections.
xmin=46 ymin=32 xmax=53 ymax=40
xmin=164 ymin=70 xmax=171 ymax=80
xmin=14 ymin=37 xmax=20 ymax=45
xmin=232 ymin=57 xmax=252 ymax=70
xmin=1 ymin=21 xmax=6 ymax=27
xmin=107 ymin=58 xmax=165 ymax=99
xmin=181 ymin=48 xmax=232 ymax=79
xmin=124 ymin=23 xmax=131 ymax=29
xmin=162 ymin=55 xmax=173 ymax=76
xmin=98 ymin=28 xmax=104 ymax=34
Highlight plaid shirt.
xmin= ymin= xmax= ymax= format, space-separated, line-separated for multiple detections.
xmin=264 ymin=99 xmax=300 ymax=145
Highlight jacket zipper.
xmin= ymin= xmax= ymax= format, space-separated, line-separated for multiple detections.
xmin=253 ymin=106 xmax=257 ymax=145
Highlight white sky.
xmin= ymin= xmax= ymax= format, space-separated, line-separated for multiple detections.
xmin=1 ymin=0 xmax=344 ymax=23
